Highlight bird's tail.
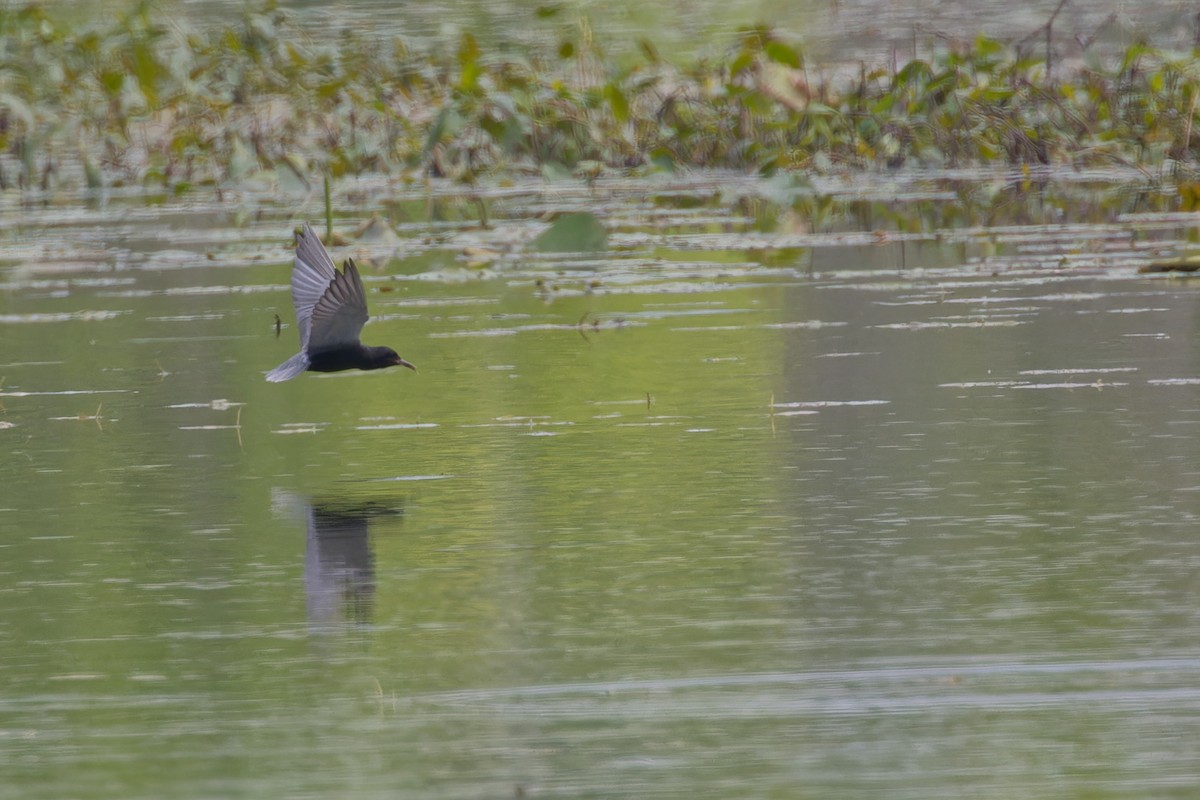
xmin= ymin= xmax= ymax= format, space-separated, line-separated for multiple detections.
xmin=266 ymin=352 xmax=310 ymax=382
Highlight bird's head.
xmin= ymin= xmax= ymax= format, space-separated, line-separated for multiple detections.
xmin=371 ymin=346 xmax=417 ymax=372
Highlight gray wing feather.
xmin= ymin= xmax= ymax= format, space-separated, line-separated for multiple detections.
xmin=307 ymin=258 xmax=369 ymax=351
xmin=292 ymin=224 xmax=340 ymax=350
xmin=266 ymin=351 xmax=311 ymax=382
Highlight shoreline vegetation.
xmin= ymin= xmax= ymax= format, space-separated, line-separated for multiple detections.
xmin=3 ymin=1 xmax=1200 ymax=200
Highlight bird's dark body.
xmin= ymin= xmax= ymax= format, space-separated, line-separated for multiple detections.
xmin=266 ymin=224 xmax=415 ymax=382
xmin=307 ymin=345 xmax=406 ymax=374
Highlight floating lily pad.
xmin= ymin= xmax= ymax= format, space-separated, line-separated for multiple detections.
xmin=532 ymin=212 xmax=608 ymax=253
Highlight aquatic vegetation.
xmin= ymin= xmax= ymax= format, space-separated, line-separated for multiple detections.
xmin=2 ymin=1 xmax=1200 ymax=197
xmin=533 ymin=212 xmax=608 ymax=252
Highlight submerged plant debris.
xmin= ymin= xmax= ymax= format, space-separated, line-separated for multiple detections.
xmin=2 ymin=0 xmax=1200 ymax=204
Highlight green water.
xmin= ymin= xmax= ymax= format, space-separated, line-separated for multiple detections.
xmin=2 ymin=176 xmax=1200 ymax=798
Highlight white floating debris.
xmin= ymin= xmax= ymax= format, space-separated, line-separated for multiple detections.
xmin=363 ymin=474 xmax=454 ymax=482
xmin=166 ymin=399 xmax=244 ymax=410
xmin=459 ymin=418 xmax=574 ymax=429
xmin=429 ymin=328 xmax=519 ymax=338
xmin=272 ymin=422 xmax=326 ymax=434
xmin=355 ymin=423 xmax=439 ymax=430
xmin=587 ymin=398 xmax=652 ymax=406
xmin=1019 ymin=367 xmax=1138 ymax=375
xmin=940 ymin=381 xmax=1028 ymax=388
xmin=616 ymin=422 xmax=675 ymax=427
xmin=773 ymin=400 xmax=890 ymax=408
xmin=0 ymin=389 xmax=130 ymax=397
xmin=163 ymin=285 xmax=282 ymax=296
xmin=385 ymin=296 xmax=500 ymax=308
xmin=0 ymin=310 xmax=128 ymax=323
xmin=875 ymin=320 xmax=1025 ymax=330
xmin=1013 ymin=382 xmax=1128 ymax=390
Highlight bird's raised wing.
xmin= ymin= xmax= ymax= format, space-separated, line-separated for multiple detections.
xmin=291 ymin=224 xmax=341 ymax=350
xmin=307 ymin=257 xmax=369 ymax=352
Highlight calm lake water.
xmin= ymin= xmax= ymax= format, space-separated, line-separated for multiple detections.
xmin=2 ymin=170 xmax=1200 ymax=798
xmin=176 ymin=0 xmax=1200 ymax=67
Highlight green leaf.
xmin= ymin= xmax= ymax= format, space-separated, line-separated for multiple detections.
xmin=604 ymin=83 xmax=629 ymax=123
xmin=99 ymin=69 xmax=125 ymax=96
xmin=540 ymin=161 xmax=573 ymax=182
xmin=533 ymin=212 xmax=608 ymax=252
xmin=457 ymin=33 xmax=481 ymax=92
xmin=130 ymin=40 xmax=161 ymax=108
xmin=756 ymin=172 xmax=814 ymax=205
xmin=649 ymin=147 xmax=675 ymax=172
xmin=638 ymin=38 xmax=660 ymax=65
xmin=458 ymin=32 xmax=480 ymax=69
xmin=974 ymin=35 xmax=1005 ymax=58
xmin=83 ymin=154 xmax=102 ymax=189
xmin=729 ymin=50 xmax=754 ymax=79
xmin=895 ymin=60 xmax=932 ymax=87
xmin=764 ymin=40 xmax=802 ymax=69
xmin=424 ymin=107 xmax=465 ymax=154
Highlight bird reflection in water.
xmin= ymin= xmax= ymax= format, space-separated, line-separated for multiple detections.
xmin=273 ymin=490 xmax=403 ymax=629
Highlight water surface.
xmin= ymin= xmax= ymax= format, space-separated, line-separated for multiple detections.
xmin=2 ymin=173 xmax=1199 ymax=798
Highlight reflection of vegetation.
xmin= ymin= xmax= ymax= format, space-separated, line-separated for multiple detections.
xmin=4 ymin=1 xmax=1200 ymax=194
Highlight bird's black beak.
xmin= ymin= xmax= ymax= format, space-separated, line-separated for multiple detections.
xmin=395 ymin=356 xmax=417 ymax=372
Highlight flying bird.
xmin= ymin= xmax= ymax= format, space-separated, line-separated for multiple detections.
xmin=266 ymin=224 xmax=416 ymax=382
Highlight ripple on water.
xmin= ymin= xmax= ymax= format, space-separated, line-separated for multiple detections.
xmin=1013 ymin=381 xmax=1129 ymax=390
xmin=0 ymin=389 xmax=131 ymax=397
xmin=1018 ymin=367 xmax=1139 ymax=375
xmin=355 ymin=422 xmax=439 ymax=431
xmin=773 ymin=400 xmax=890 ymax=409
xmin=875 ymin=319 xmax=1025 ymax=330
xmin=272 ymin=423 xmax=328 ymax=435
xmin=0 ymin=310 xmax=129 ymax=323
xmin=354 ymin=474 xmax=455 ymax=482
xmin=1148 ymin=377 xmax=1200 ymax=386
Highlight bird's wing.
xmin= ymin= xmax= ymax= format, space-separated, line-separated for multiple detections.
xmin=265 ymin=351 xmax=311 ymax=382
xmin=307 ymin=257 xmax=369 ymax=352
xmin=291 ymin=224 xmax=340 ymax=350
